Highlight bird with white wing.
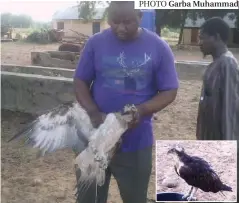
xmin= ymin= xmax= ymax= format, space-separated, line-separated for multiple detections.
xmin=8 ymin=102 xmax=137 ymax=189
xmin=9 ymin=2 xmax=179 ymax=203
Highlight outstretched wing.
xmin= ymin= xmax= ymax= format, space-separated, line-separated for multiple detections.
xmin=8 ymin=102 xmax=94 ymax=155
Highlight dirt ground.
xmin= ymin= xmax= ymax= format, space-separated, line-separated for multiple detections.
xmin=156 ymin=141 xmax=237 ymax=202
xmin=1 ymin=41 xmax=239 ymax=65
xmin=1 ymin=80 xmax=202 ymax=203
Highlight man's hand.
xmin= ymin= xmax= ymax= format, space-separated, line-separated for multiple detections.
xmin=88 ymin=111 xmax=107 ymax=128
xmin=126 ymin=106 xmax=144 ymax=129
xmin=74 ymin=78 xmax=106 ymax=128
xmin=125 ymin=89 xmax=177 ymax=129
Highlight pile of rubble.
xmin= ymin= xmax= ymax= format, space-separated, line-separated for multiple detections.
xmin=59 ymin=30 xmax=89 ymax=53
xmin=61 ymin=30 xmax=89 ymax=45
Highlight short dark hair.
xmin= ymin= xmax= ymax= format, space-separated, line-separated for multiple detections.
xmin=108 ymin=1 xmax=141 ymax=17
xmin=108 ymin=1 xmax=136 ymax=11
xmin=109 ymin=1 xmax=135 ymax=7
xmin=200 ymin=17 xmax=230 ymax=42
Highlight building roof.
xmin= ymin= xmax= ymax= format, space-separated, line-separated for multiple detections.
xmin=52 ymin=6 xmax=106 ymax=20
xmin=184 ymin=13 xmax=236 ymax=28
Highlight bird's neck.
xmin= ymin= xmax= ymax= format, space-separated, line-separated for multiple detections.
xmin=177 ymin=152 xmax=191 ymax=162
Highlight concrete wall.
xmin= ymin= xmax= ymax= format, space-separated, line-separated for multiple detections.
xmin=31 ymin=51 xmax=79 ymax=69
xmin=2 ymin=62 xmax=208 ymax=80
xmin=1 ymin=71 xmax=75 ymax=115
xmin=1 ymin=62 xmax=208 ymax=115
xmin=176 ymin=60 xmax=208 ymax=80
xmin=1 ymin=64 xmax=74 ymax=78
xmin=52 ymin=19 xmax=109 ymax=37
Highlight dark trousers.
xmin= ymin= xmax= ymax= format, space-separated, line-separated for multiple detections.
xmin=75 ymin=146 xmax=153 ymax=203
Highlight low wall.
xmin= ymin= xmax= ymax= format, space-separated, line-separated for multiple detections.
xmin=1 ymin=64 xmax=74 ymax=78
xmin=1 ymin=61 xmax=208 ymax=114
xmin=31 ymin=51 xmax=80 ymax=69
xmin=176 ymin=61 xmax=208 ymax=80
xmin=2 ymin=61 xmax=208 ymax=80
xmin=1 ymin=71 xmax=75 ymax=115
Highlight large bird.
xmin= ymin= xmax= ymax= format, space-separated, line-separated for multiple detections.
xmin=8 ymin=101 xmax=135 ymax=189
xmin=167 ymin=146 xmax=232 ymax=201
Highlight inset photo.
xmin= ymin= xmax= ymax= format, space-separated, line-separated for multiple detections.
xmin=156 ymin=140 xmax=237 ymax=202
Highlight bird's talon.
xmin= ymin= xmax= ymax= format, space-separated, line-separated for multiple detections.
xmin=187 ymin=196 xmax=197 ymax=201
xmin=182 ymin=194 xmax=190 ymax=200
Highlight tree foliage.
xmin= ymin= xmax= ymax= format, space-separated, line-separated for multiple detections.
xmin=77 ymin=1 xmax=97 ymax=22
xmin=155 ymin=9 xmax=239 ymax=44
xmin=77 ymin=1 xmax=110 ymax=23
xmin=156 ymin=10 xmax=238 ymax=29
xmin=1 ymin=13 xmax=33 ymax=28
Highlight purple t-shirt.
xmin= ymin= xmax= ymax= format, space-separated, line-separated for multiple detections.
xmin=74 ymin=28 xmax=179 ymax=152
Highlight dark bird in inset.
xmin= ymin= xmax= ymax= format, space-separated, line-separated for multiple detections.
xmin=167 ymin=146 xmax=232 ymax=201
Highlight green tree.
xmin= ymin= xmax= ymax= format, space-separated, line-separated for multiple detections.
xmin=1 ymin=13 xmax=33 ymax=28
xmin=155 ymin=10 xmax=190 ymax=44
xmin=155 ymin=9 xmax=239 ymax=44
xmin=77 ymin=1 xmax=109 ymax=23
xmin=1 ymin=13 xmax=13 ymax=25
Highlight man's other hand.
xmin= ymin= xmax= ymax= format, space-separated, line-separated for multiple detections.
xmin=88 ymin=111 xmax=107 ymax=128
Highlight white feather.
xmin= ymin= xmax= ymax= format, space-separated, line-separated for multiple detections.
xmin=10 ymin=102 xmax=135 ymax=191
xmin=75 ymin=112 xmax=130 ymax=186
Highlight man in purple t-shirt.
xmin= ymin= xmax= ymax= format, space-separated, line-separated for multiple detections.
xmin=73 ymin=2 xmax=179 ymax=203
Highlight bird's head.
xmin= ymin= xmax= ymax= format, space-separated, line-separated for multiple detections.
xmin=118 ymin=104 xmax=137 ymax=123
xmin=167 ymin=145 xmax=185 ymax=157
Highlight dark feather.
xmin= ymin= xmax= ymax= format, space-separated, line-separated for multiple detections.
xmin=174 ymin=165 xmax=180 ymax=176
xmin=7 ymin=102 xmax=92 ymax=156
xmin=7 ymin=119 xmax=38 ymax=142
xmin=177 ymin=153 xmax=232 ymax=193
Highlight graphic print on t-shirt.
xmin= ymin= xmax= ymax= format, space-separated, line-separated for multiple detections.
xmin=101 ymin=51 xmax=153 ymax=93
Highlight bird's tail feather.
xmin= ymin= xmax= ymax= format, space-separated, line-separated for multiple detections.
xmin=7 ymin=120 xmax=37 ymax=143
xmin=221 ymin=184 xmax=233 ymax=192
xmin=7 ymin=103 xmax=69 ymax=143
xmin=219 ymin=191 xmax=226 ymax=198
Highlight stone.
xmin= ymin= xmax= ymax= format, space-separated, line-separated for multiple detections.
xmin=162 ymin=177 xmax=179 ymax=188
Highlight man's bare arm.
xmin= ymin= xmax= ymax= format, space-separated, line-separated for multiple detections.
xmin=137 ymin=89 xmax=178 ymax=116
xmin=73 ymin=78 xmax=99 ymax=114
xmin=74 ymin=78 xmax=106 ymax=128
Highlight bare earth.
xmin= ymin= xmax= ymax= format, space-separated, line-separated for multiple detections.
xmin=156 ymin=141 xmax=237 ymax=202
xmin=2 ymin=41 xmax=239 ymax=65
xmin=1 ymin=80 xmax=201 ymax=203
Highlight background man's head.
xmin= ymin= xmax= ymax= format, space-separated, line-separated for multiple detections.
xmin=107 ymin=1 xmax=142 ymax=40
xmin=199 ymin=17 xmax=230 ymax=56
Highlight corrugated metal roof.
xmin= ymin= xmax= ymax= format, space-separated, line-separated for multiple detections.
xmin=52 ymin=6 xmax=106 ymax=20
xmin=184 ymin=13 xmax=236 ymax=28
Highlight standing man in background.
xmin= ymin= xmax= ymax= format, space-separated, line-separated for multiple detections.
xmin=196 ymin=16 xmax=239 ymax=203
xmin=196 ymin=17 xmax=239 ymax=140
xmin=73 ymin=1 xmax=179 ymax=203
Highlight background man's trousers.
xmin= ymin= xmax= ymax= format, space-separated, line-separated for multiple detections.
xmin=75 ymin=146 xmax=152 ymax=203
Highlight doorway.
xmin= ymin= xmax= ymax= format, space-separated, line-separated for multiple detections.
xmin=92 ymin=22 xmax=101 ymax=34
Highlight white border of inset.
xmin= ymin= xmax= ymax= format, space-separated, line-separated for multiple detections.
xmin=155 ymin=140 xmax=238 ymax=202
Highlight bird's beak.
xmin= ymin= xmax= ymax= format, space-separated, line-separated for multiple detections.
xmin=121 ymin=114 xmax=133 ymax=123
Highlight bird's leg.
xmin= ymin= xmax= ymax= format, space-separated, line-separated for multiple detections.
xmin=187 ymin=187 xmax=198 ymax=201
xmin=182 ymin=186 xmax=193 ymax=200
